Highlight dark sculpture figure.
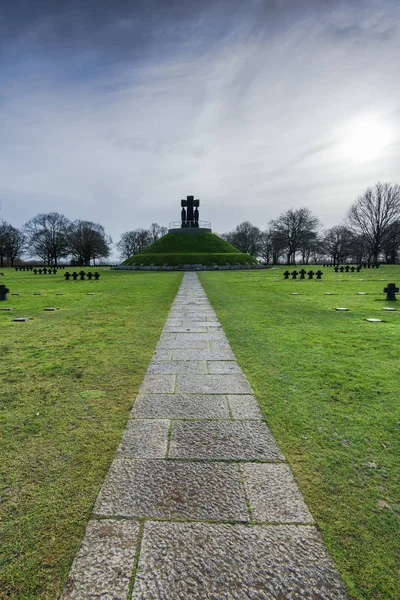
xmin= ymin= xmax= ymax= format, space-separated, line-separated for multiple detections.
xmin=181 ymin=195 xmax=200 ymax=228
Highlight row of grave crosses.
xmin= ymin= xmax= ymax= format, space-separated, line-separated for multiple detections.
xmin=64 ymin=271 xmax=100 ymax=281
xmin=15 ymin=265 xmax=65 ymax=271
xmin=181 ymin=195 xmax=200 ymax=228
xmin=322 ymin=263 xmax=380 ymax=270
xmin=334 ymin=265 xmax=361 ymax=273
xmin=284 ymin=269 xmax=323 ymax=280
xmin=33 ymin=268 xmax=58 ymax=275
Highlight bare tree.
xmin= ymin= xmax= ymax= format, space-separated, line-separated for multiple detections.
xmin=0 ymin=220 xmax=8 ymax=267
xmin=116 ymin=229 xmax=151 ymax=260
xmin=299 ymin=231 xmax=323 ymax=264
xmin=2 ymin=224 xmax=25 ymax=266
xmin=269 ymin=208 xmax=320 ymax=265
xmin=381 ymin=220 xmax=400 ymax=263
xmin=259 ymin=232 xmax=273 ymax=265
xmin=149 ymin=223 xmax=167 ymax=244
xmin=24 ymin=212 xmax=71 ymax=266
xmin=259 ymin=229 xmax=286 ymax=264
xmin=347 ymin=182 xmax=400 ymax=264
xmin=222 ymin=221 xmax=263 ymax=256
xmin=68 ymin=220 xmax=112 ymax=266
xmin=323 ymin=226 xmax=355 ymax=264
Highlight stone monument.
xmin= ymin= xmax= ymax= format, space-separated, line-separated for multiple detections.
xmin=168 ymin=195 xmax=211 ymax=233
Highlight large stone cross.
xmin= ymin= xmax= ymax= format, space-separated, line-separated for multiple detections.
xmin=181 ymin=195 xmax=200 ymax=228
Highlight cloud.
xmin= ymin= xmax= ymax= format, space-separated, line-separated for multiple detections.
xmin=1 ymin=0 xmax=400 ymax=249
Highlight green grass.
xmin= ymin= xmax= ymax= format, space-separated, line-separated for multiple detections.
xmin=0 ymin=267 xmax=182 ymax=599
xmin=122 ymin=231 xmax=258 ymax=265
xmin=199 ymin=266 xmax=400 ymax=600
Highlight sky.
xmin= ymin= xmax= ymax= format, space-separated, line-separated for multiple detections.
xmin=1 ymin=0 xmax=400 ymax=249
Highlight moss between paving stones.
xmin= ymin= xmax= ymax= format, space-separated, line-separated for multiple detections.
xmin=122 ymin=231 xmax=258 ymax=266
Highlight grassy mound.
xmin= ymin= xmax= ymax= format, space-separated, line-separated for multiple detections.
xmin=122 ymin=232 xmax=258 ymax=266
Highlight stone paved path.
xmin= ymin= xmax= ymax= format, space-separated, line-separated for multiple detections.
xmin=62 ymin=272 xmax=348 ymax=599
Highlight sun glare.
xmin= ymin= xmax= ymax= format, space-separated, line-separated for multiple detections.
xmin=339 ymin=117 xmax=392 ymax=162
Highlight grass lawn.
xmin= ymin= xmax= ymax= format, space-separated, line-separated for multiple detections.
xmin=0 ymin=267 xmax=182 ymax=599
xmin=199 ymin=266 xmax=400 ymax=600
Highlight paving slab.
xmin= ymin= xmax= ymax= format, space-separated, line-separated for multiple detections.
xmin=117 ymin=419 xmax=169 ymax=458
xmin=147 ymin=360 xmax=207 ymax=374
xmin=172 ymin=348 xmax=235 ymax=361
xmin=94 ymin=459 xmax=249 ymax=521
xmin=61 ymin=519 xmax=140 ymax=600
xmin=169 ymin=421 xmax=285 ymax=460
xmin=176 ymin=331 xmax=226 ymax=341
xmin=209 ymin=339 xmax=235 ymax=350
xmin=176 ymin=373 xmax=253 ymax=394
xmin=131 ymin=393 xmax=230 ymax=419
xmin=132 ymin=522 xmax=348 ymax=600
xmin=163 ymin=325 xmax=208 ymax=333
xmin=207 ymin=360 xmax=243 ymax=374
xmin=158 ymin=332 xmax=177 ymax=341
xmin=228 ymin=394 xmax=264 ymax=420
xmin=138 ymin=374 xmax=175 ymax=394
xmin=242 ymin=463 xmax=314 ymax=523
xmin=156 ymin=338 xmax=210 ymax=349
xmin=151 ymin=349 xmax=173 ymax=361
xmin=179 ymin=320 xmax=221 ymax=327
xmin=165 ymin=319 xmax=183 ymax=325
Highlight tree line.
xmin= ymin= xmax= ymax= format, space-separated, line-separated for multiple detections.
xmin=221 ymin=182 xmax=400 ymax=265
xmin=2 ymin=182 xmax=400 ymax=266
xmin=0 ymin=214 xmax=168 ymax=267
xmin=0 ymin=213 xmax=112 ymax=267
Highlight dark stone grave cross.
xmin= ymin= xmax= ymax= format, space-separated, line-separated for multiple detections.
xmin=64 ymin=272 xmax=71 ymax=281
xmin=72 ymin=272 xmax=78 ymax=281
xmin=291 ymin=270 xmax=298 ymax=279
xmin=307 ymin=270 xmax=314 ymax=279
xmin=334 ymin=266 xmax=339 ymax=272
xmin=93 ymin=272 xmax=100 ymax=280
xmin=87 ymin=272 xmax=93 ymax=280
xmin=33 ymin=269 xmax=37 ymax=274
xmin=0 ymin=284 xmax=10 ymax=300
xmin=339 ymin=266 xmax=344 ymax=272
xmin=283 ymin=270 xmax=290 ymax=279
xmin=79 ymin=271 xmax=86 ymax=280
xmin=38 ymin=269 xmax=42 ymax=275
xmin=350 ymin=266 xmax=355 ymax=272
xmin=299 ymin=269 xmax=307 ymax=280
xmin=384 ymin=283 xmax=399 ymax=301
xmin=345 ymin=266 xmax=350 ymax=272
xmin=43 ymin=267 xmax=47 ymax=274
xmin=315 ymin=270 xmax=323 ymax=280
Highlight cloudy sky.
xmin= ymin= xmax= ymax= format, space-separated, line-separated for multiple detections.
xmin=1 ymin=0 xmax=400 ymax=246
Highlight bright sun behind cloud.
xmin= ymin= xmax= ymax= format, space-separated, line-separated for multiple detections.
xmin=339 ymin=116 xmax=393 ymax=162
